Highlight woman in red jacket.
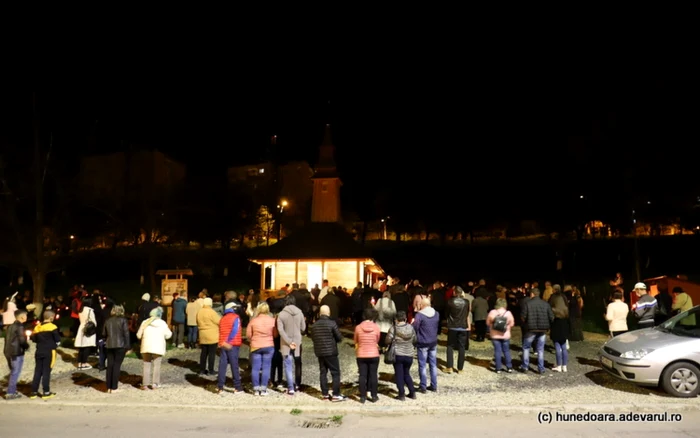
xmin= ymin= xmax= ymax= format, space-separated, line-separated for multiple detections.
xmin=354 ymin=307 xmax=380 ymax=404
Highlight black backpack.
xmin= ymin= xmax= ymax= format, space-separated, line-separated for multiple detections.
xmin=492 ymin=310 xmax=509 ymax=332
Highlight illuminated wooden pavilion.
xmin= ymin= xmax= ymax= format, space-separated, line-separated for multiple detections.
xmin=249 ymin=124 xmax=385 ymax=295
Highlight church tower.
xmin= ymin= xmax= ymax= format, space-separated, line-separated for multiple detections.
xmin=311 ymin=124 xmax=342 ymax=223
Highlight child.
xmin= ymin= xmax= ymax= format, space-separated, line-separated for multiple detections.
xmin=3 ymin=310 xmax=29 ymax=400
xmin=30 ymin=310 xmax=61 ymax=399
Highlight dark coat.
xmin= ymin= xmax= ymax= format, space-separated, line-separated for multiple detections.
xmin=310 ymin=315 xmax=342 ymax=357
xmin=103 ymin=316 xmax=131 ymax=349
xmin=522 ymin=297 xmax=554 ymax=332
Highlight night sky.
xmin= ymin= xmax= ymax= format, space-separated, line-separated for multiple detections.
xmin=1 ymin=74 xmax=698 ymax=221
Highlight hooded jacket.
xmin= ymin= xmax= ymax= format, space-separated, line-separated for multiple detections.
xmin=197 ymin=306 xmax=222 ymax=345
xmin=310 ymin=315 xmax=342 ymax=357
xmin=386 ymin=322 xmax=416 ymax=357
xmin=413 ymin=306 xmax=440 ymax=348
xmin=354 ymin=320 xmax=380 ymax=358
xmin=374 ymin=297 xmax=396 ymax=333
xmin=277 ymin=304 xmax=306 ymax=357
xmin=137 ymin=317 xmax=172 ymax=355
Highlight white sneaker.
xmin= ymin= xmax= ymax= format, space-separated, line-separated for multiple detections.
xmin=177 ymin=344 xmax=185 ymax=348
xmin=552 ymin=366 xmax=562 ymax=372
xmin=260 ymin=390 xmax=269 ymax=396
xmin=562 ymin=366 xmax=568 ymax=373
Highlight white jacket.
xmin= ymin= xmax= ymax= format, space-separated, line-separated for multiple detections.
xmin=137 ymin=317 xmax=173 ymax=355
xmin=74 ymin=306 xmax=97 ymax=348
xmin=606 ymin=300 xmax=629 ymax=332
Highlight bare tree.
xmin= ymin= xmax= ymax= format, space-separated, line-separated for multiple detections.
xmin=0 ymin=94 xmax=70 ymax=303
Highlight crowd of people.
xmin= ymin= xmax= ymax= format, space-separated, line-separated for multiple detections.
xmin=1 ymin=275 xmax=684 ymax=402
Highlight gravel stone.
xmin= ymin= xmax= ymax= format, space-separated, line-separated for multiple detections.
xmin=0 ymin=328 xmax=693 ymax=408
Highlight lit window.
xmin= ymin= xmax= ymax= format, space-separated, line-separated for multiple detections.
xmin=259 ymin=168 xmax=265 ymax=174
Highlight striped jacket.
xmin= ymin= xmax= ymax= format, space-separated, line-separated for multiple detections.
xmin=634 ymin=294 xmax=657 ymax=324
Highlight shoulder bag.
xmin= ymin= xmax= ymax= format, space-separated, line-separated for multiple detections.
xmin=384 ymin=323 xmax=397 ymax=364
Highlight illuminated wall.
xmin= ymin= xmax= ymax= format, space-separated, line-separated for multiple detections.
xmin=326 ymin=261 xmax=358 ymax=290
xmin=274 ymin=262 xmax=296 ymax=289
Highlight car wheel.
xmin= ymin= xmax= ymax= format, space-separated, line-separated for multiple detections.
xmin=661 ymin=362 xmax=700 ymax=398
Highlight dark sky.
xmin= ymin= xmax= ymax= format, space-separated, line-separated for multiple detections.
xmin=1 ymin=73 xmax=697 ymax=217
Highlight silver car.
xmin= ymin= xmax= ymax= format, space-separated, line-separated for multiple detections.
xmin=598 ymin=305 xmax=700 ymax=397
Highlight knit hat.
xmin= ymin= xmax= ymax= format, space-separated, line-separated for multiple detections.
xmin=203 ymin=297 xmax=213 ymax=307
xmin=149 ymin=307 xmax=163 ymax=318
xmin=141 ymin=293 xmax=151 ymax=301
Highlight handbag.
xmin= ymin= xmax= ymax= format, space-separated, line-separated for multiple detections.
xmin=384 ymin=324 xmax=396 ymax=364
xmin=83 ymin=309 xmax=97 ymax=337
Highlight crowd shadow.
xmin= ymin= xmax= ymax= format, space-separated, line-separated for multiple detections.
xmin=577 ymin=356 xmax=601 ymax=368
xmin=167 ymin=358 xmax=199 ymax=373
xmin=71 ymin=372 xmax=108 ymax=393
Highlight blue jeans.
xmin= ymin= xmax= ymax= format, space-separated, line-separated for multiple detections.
xmin=250 ymin=347 xmax=274 ymax=392
xmin=283 ymin=353 xmax=299 ymax=391
xmin=491 ymin=339 xmax=513 ymax=371
xmin=187 ymin=326 xmax=198 ymax=345
xmin=554 ymin=340 xmax=568 ymax=366
xmin=417 ymin=345 xmax=438 ymax=390
xmin=218 ymin=346 xmax=242 ymax=390
xmin=98 ymin=339 xmax=106 ymax=369
xmin=522 ymin=332 xmax=546 ymax=372
xmin=6 ymin=355 xmax=24 ymax=394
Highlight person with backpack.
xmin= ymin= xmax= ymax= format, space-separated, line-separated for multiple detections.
xmin=486 ymin=298 xmax=514 ymax=373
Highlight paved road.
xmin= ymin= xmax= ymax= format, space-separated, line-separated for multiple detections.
xmin=2 ymin=404 xmax=700 ymax=437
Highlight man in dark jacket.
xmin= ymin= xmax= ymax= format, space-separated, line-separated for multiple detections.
xmin=430 ymin=281 xmax=447 ymax=331
xmin=310 ymin=305 xmax=346 ymax=401
xmin=445 ymin=286 xmax=469 ymax=373
xmin=520 ymin=289 xmax=554 ymax=374
xmin=632 ymin=282 xmax=657 ymax=329
xmin=291 ymin=284 xmax=311 ymax=331
xmin=4 ymin=310 xmax=29 ymax=399
xmin=320 ymin=289 xmax=342 ymax=326
xmin=654 ymin=282 xmax=673 ymax=325
xmin=351 ymin=283 xmax=364 ymax=326
xmin=172 ymin=293 xmax=188 ymax=348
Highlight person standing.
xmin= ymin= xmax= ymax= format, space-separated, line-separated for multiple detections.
xmin=75 ymin=298 xmax=97 ymax=370
xmin=374 ymin=291 xmax=396 ymax=351
xmin=386 ymin=311 xmax=417 ymax=400
xmin=171 ymin=293 xmax=188 ymax=348
xmin=310 ymin=305 xmax=346 ymax=401
xmin=216 ymin=302 xmax=243 ymax=394
xmin=197 ymin=298 xmax=221 ymax=376
xmin=246 ymin=302 xmax=277 ymax=396
xmin=520 ymin=289 xmax=554 ymax=374
xmin=3 ymin=310 xmax=29 ymax=400
xmin=486 ymin=299 xmax=514 ymax=373
xmin=30 ymin=310 xmax=61 ymax=399
xmin=276 ymin=295 xmax=305 ymax=395
xmin=605 ymin=291 xmax=629 ymax=337
xmin=632 ymin=282 xmax=657 ymax=329
xmin=103 ymin=305 xmax=130 ymax=393
xmin=413 ymin=297 xmax=440 ymax=393
xmin=354 ymin=308 xmax=381 ymax=404
xmin=136 ymin=307 xmax=172 ymax=389
xmin=186 ymin=297 xmax=199 ymax=349
xmin=445 ymin=286 xmax=469 ymax=374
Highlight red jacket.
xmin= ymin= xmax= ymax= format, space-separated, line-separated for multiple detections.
xmin=218 ymin=312 xmax=242 ymax=347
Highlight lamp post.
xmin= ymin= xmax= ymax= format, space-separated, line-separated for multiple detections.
xmin=381 ymin=217 xmax=389 ymax=240
xmin=278 ymin=200 xmax=288 ymax=241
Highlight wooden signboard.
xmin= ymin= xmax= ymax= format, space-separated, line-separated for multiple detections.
xmin=161 ymin=279 xmax=188 ymax=306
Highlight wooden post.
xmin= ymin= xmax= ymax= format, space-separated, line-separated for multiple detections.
xmin=356 ymin=261 xmax=360 ymax=285
xmin=260 ymin=261 xmax=266 ymax=291
xmin=295 ymin=260 xmax=299 ymax=284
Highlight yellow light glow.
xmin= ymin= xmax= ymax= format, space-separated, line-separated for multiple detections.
xmin=70 ymin=235 xmax=75 ymax=239
xmin=281 ymin=200 xmax=288 ymax=207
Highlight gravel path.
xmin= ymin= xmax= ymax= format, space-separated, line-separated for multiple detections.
xmin=0 ymin=328 xmax=694 ymax=408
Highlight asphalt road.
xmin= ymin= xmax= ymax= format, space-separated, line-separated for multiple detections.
xmin=2 ymin=405 xmax=700 ymax=437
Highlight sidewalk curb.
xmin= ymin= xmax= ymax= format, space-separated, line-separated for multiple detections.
xmin=8 ymin=400 xmax=700 ymax=415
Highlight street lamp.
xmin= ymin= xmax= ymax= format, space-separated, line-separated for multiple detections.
xmin=381 ymin=218 xmax=388 ymax=240
xmin=70 ymin=235 xmax=75 ymax=239
xmin=278 ymin=200 xmax=289 ymax=241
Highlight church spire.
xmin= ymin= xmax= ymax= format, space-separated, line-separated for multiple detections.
xmin=315 ymin=123 xmax=337 ymax=175
xmin=311 ymin=124 xmax=342 ymax=223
